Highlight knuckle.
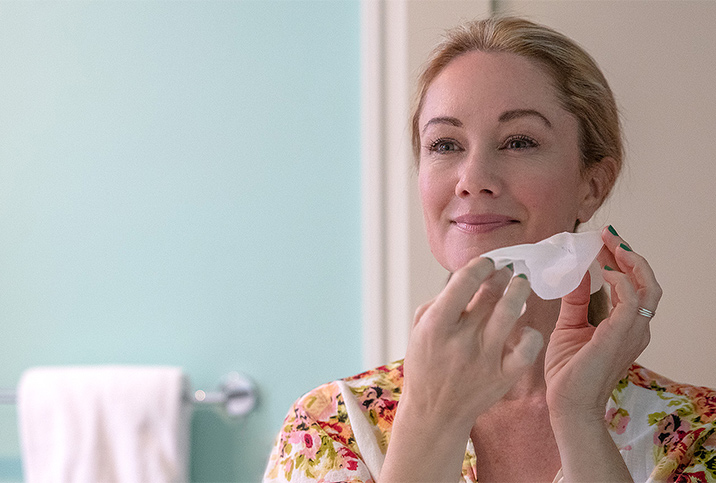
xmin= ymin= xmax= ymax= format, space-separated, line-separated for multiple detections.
xmin=414 ymin=301 xmax=432 ymax=320
xmin=494 ymin=294 xmax=523 ymax=319
xmin=452 ymin=269 xmax=478 ymax=288
xmin=479 ymin=277 xmax=508 ymax=303
xmin=638 ymin=330 xmax=651 ymax=351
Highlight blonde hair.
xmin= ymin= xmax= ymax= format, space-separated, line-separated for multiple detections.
xmin=411 ymin=16 xmax=622 ymax=201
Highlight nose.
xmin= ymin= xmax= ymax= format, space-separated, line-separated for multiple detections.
xmin=455 ymin=149 xmax=502 ymax=198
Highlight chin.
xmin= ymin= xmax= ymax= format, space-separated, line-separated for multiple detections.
xmin=441 ymin=247 xmax=494 ymax=272
xmin=439 ymin=236 xmax=527 ymax=271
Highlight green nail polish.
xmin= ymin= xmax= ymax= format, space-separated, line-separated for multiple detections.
xmin=604 ymin=265 xmax=615 ymax=271
xmin=516 ymin=273 xmax=528 ymax=280
xmin=506 ymin=263 xmax=514 ymax=271
xmin=608 ymin=225 xmax=619 ymax=236
xmin=619 ymin=243 xmax=633 ymax=252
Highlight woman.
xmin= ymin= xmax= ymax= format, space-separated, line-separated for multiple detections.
xmin=264 ymin=17 xmax=716 ymax=482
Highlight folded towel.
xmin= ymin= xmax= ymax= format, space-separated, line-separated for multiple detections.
xmin=18 ymin=366 xmax=191 ymax=483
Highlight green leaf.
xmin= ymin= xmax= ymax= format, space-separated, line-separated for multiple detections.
xmin=649 ymin=411 xmax=667 ymax=425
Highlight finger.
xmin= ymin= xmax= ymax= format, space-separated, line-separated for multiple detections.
xmin=601 ymin=225 xmax=629 ymax=255
xmin=600 ymin=268 xmax=639 ymax=327
xmin=596 ymin=244 xmax=618 ymax=276
xmin=600 ymin=268 xmax=651 ymax=350
xmin=601 ymin=225 xmax=637 ymax=274
xmin=501 ymin=326 xmax=544 ymax=377
xmin=613 ymin=247 xmax=663 ymax=310
xmin=465 ymin=266 xmax=513 ymax=320
xmin=425 ymin=256 xmax=496 ymax=325
xmin=413 ymin=298 xmax=435 ymax=327
xmin=601 ymin=226 xmax=662 ymax=308
xmin=479 ymin=274 xmax=532 ymax=349
xmin=556 ymin=271 xmax=592 ymax=329
xmin=600 ymin=225 xmax=631 ymax=270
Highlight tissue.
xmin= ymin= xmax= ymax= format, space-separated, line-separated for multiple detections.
xmin=482 ymin=230 xmax=605 ymax=300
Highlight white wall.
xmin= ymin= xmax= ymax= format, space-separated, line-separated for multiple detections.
xmin=497 ymin=0 xmax=716 ymax=388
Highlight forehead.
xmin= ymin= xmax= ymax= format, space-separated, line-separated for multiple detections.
xmin=419 ymin=51 xmax=568 ymax=126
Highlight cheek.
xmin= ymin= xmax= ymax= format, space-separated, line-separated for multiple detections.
xmin=522 ymin=172 xmax=583 ymax=220
xmin=418 ymin=169 xmax=450 ymax=219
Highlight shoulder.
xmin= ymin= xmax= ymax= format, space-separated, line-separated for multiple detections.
xmin=342 ymin=359 xmax=404 ymax=409
xmin=290 ymin=359 xmax=404 ymax=425
xmin=625 ymin=364 xmax=716 ymax=424
xmin=263 ymin=361 xmax=404 ymax=482
xmin=609 ymin=364 xmax=716 ymax=482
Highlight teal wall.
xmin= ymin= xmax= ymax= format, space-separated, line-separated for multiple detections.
xmin=0 ymin=1 xmax=362 ymax=481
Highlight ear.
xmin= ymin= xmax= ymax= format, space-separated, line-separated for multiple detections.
xmin=577 ymin=156 xmax=617 ymax=223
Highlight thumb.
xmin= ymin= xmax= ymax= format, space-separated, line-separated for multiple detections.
xmin=557 ymin=272 xmax=591 ymax=329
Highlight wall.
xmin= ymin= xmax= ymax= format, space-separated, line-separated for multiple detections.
xmin=496 ymin=0 xmax=716 ymax=388
xmin=0 ymin=1 xmax=361 ymax=481
xmin=361 ymin=0 xmax=488 ymax=367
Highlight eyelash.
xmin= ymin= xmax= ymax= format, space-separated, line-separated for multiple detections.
xmin=427 ymin=138 xmax=462 ymax=154
xmin=500 ymin=135 xmax=539 ymax=150
xmin=425 ymin=135 xmax=539 ymax=155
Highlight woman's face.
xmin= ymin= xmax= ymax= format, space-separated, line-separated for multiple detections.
xmin=418 ymin=51 xmax=604 ymax=272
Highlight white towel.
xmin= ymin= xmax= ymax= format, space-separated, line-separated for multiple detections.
xmin=18 ymin=366 xmax=192 ymax=483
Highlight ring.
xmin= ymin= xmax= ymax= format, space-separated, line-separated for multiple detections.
xmin=637 ymin=307 xmax=655 ymax=318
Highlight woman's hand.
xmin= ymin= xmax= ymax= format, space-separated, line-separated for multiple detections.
xmin=380 ymin=256 xmax=543 ymax=482
xmin=404 ymin=256 xmax=543 ymax=424
xmin=544 ymin=225 xmax=662 ymax=482
xmin=544 ymin=225 xmax=662 ymax=419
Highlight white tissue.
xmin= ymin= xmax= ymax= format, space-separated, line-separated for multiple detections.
xmin=482 ymin=230 xmax=605 ymax=300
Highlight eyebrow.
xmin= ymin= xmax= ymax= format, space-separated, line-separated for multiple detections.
xmin=421 ymin=116 xmax=463 ymax=134
xmin=498 ymin=109 xmax=552 ymax=128
xmin=421 ymin=109 xmax=553 ymax=135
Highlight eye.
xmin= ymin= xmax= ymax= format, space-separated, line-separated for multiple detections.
xmin=501 ymin=135 xmax=539 ymax=150
xmin=427 ymin=138 xmax=463 ymax=154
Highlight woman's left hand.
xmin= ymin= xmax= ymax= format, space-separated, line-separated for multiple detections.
xmin=544 ymin=225 xmax=662 ymax=421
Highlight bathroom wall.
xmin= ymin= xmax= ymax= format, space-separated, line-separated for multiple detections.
xmin=493 ymin=0 xmax=716 ymax=388
xmin=0 ymin=1 xmax=361 ymax=481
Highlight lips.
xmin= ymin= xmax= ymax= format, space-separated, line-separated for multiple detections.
xmin=452 ymin=214 xmax=518 ymax=234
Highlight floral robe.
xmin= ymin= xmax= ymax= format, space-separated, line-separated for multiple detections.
xmin=263 ymin=361 xmax=716 ymax=482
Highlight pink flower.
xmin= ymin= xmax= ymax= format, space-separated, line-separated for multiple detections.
xmin=606 ymin=408 xmax=631 ymax=435
xmin=288 ymin=430 xmax=322 ymax=460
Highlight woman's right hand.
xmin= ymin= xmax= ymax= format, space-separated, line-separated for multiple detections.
xmin=380 ymin=257 xmax=543 ymax=482
xmin=403 ymin=256 xmax=542 ymax=426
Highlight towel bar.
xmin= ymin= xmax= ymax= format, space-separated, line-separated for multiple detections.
xmin=0 ymin=371 xmax=257 ymax=418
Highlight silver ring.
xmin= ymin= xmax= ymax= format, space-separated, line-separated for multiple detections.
xmin=637 ymin=307 xmax=655 ymax=319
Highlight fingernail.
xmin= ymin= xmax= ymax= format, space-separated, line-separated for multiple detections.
xmin=516 ymin=273 xmax=528 ymax=280
xmin=608 ymin=225 xmax=619 ymax=236
xmin=484 ymin=256 xmax=495 ymax=266
xmin=604 ymin=265 xmax=615 ymax=271
xmin=619 ymin=243 xmax=633 ymax=252
xmin=506 ymin=263 xmax=514 ymax=272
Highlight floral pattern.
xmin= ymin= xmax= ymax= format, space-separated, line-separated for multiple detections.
xmin=264 ymin=362 xmax=716 ymax=482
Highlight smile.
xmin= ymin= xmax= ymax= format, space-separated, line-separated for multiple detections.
xmin=451 ymin=214 xmax=519 ymax=234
